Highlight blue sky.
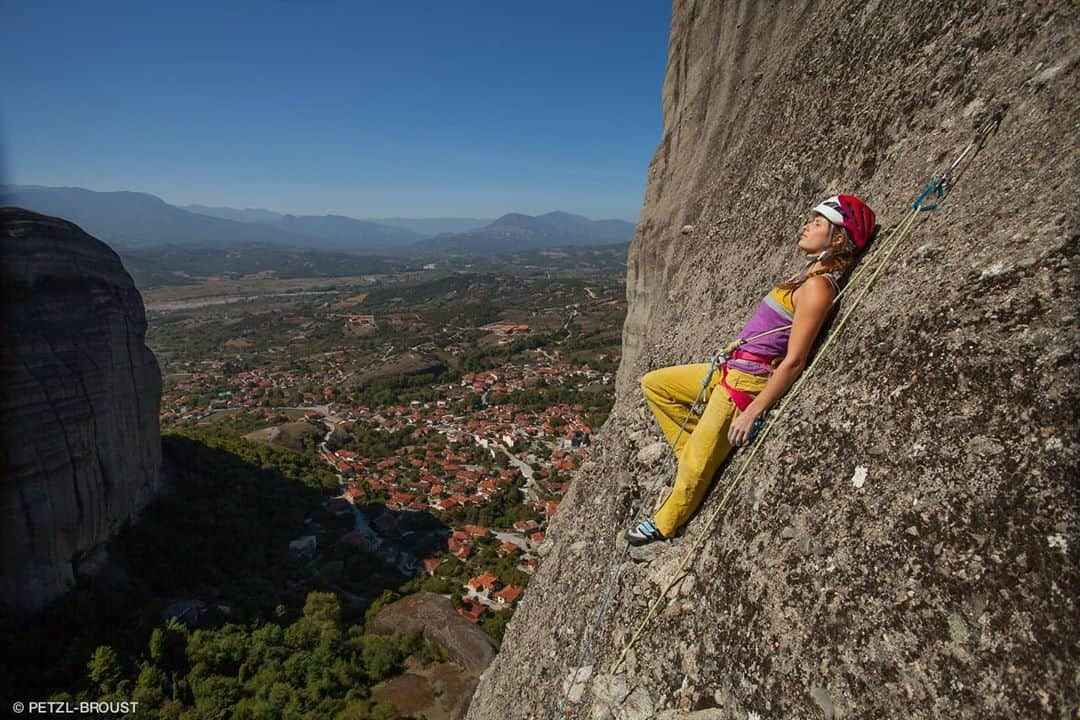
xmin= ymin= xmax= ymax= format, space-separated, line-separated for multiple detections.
xmin=2 ymin=1 xmax=671 ymax=220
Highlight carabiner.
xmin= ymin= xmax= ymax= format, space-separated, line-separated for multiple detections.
xmin=914 ymin=175 xmax=946 ymax=212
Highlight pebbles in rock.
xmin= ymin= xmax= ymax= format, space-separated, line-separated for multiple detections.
xmin=1032 ymin=62 xmax=1066 ymax=84
xmin=947 ymin=612 xmax=969 ymax=643
xmin=620 ymin=687 xmax=655 ymax=720
xmin=628 ymin=542 xmax=666 ymax=563
xmin=663 ymin=600 xmax=684 ymax=620
xmin=562 ymin=664 xmax=592 ymax=704
xmin=809 ymin=686 xmax=836 ymax=719
xmin=979 ymin=261 xmax=1013 ymax=279
xmin=781 ymin=525 xmax=796 ymax=540
xmin=676 ymin=573 xmax=697 ymax=597
xmin=966 ymin=436 xmax=1004 ymax=457
xmin=655 ymin=710 xmax=728 ymax=720
xmin=592 ymin=673 xmax=631 ymax=706
xmin=636 ymin=441 xmax=669 ymax=468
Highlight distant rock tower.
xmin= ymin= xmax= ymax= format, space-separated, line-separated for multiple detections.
xmin=1 ymin=207 xmax=162 ymax=616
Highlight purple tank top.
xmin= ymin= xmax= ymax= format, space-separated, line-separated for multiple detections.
xmin=727 ymin=272 xmax=839 ymax=375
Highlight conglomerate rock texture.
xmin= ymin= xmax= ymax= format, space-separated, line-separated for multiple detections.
xmin=0 ymin=207 xmax=162 ymax=616
xmin=470 ymin=1 xmax=1077 ymax=718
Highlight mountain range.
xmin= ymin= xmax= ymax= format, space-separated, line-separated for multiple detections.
xmin=183 ymin=204 xmax=493 ymax=238
xmin=411 ymin=211 xmax=635 ymax=254
xmin=1 ymin=185 xmax=634 ymax=255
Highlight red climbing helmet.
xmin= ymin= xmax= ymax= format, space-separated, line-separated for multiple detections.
xmin=812 ymin=194 xmax=876 ymax=251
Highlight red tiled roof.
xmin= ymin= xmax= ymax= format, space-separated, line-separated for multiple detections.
xmin=457 ymin=599 xmax=486 ymax=623
xmin=466 ymin=572 xmax=499 ymax=591
xmin=389 ymin=492 xmax=414 ymax=506
xmin=492 ymin=585 xmax=523 ymax=605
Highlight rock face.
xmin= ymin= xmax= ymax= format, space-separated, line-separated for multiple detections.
xmin=1 ymin=207 xmax=162 ymax=616
xmin=470 ymin=2 xmax=1077 ymax=718
xmin=367 ymin=592 xmax=499 ymax=675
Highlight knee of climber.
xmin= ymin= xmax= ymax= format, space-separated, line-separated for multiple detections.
xmin=678 ymin=451 xmax=710 ymax=481
xmin=640 ymin=371 xmax=657 ymax=397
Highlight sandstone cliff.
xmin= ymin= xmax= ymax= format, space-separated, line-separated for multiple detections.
xmin=1 ymin=207 xmax=162 ymax=616
xmin=469 ymin=1 xmax=1077 ymax=718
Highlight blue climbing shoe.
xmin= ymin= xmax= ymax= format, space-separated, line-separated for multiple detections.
xmin=625 ymin=518 xmax=666 ymax=546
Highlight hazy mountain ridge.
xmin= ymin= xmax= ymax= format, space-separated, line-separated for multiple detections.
xmin=185 ymin=205 xmax=495 ymax=238
xmin=409 ymin=211 xmax=635 ymax=254
xmin=1 ymin=185 xmax=316 ymax=250
xmin=180 ymin=205 xmax=426 ymax=249
xmin=182 ymin=204 xmax=285 ymax=224
xmin=3 ymin=185 xmax=633 ymax=255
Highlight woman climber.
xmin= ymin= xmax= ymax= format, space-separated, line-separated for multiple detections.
xmin=625 ymin=195 xmax=877 ymax=546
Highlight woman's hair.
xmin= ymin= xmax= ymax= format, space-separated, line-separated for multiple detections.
xmin=777 ymin=225 xmax=858 ymax=291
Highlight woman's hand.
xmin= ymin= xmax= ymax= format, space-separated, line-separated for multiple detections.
xmin=728 ymin=409 xmax=762 ymax=447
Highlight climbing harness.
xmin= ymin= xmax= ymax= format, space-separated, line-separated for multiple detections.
xmin=719 ymin=349 xmax=779 ymax=411
xmin=553 ymin=110 xmax=1002 ymax=717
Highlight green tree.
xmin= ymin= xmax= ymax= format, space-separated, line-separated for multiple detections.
xmin=360 ymin=636 xmax=398 ymax=682
xmin=302 ymin=592 xmax=342 ymax=636
xmin=149 ymin=619 xmax=189 ymax=673
xmin=190 ymin=674 xmax=243 ymax=717
xmin=87 ymin=645 xmax=124 ymax=695
xmin=480 ymin=609 xmax=513 ymax=643
xmin=132 ymin=661 xmax=167 ymax=708
xmin=371 ymin=700 xmax=401 ymax=720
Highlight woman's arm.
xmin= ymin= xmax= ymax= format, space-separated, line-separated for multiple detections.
xmin=727 ymin=276 xmax=835 ymax=446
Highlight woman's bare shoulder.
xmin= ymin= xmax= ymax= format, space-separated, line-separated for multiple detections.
xmin=792 ymin=275 xmax=836 ymax=310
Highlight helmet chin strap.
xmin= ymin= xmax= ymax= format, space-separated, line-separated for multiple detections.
xmin=818 ymin=224 xmax=836 ymax=261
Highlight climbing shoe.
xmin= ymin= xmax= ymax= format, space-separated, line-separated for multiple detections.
xmin=625 ymin=518 xmax=666 ymax=546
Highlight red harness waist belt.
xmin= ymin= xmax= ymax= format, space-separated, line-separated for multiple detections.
xmin=730 ymin=349 xmax=780 ymax=369
xmin=719 ymin=350 xmax=780 ymax=412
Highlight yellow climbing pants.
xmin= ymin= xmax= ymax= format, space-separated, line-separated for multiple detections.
xmin=641 ymin=363 xmax=769 ymax=537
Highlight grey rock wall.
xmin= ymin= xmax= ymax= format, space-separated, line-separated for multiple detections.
xmin=469 ymin=1 xmax=1077 ymax=717
xmin=1 ymin=207 xmax=162 ymax=616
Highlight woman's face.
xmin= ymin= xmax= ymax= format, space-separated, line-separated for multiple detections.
xmin=798 ymin=214 xmax=835 ymax=254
